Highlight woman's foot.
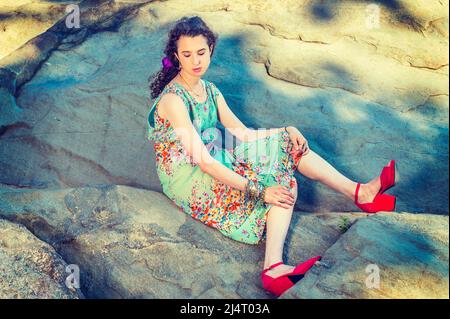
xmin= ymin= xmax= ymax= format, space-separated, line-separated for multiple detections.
xmin=263 ymin=264 xmax=295 ymax=278
xmin=261 ymin=256 xmax=322 ymax=297
xmin=356 ymin=176 xmax=382 ymax=204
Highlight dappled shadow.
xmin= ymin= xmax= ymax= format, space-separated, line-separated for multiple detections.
xmin=308 ymin=0 xmax=427 ymax=32
xmin=205 ymin=27 xmax=448 ymax=214
xmin=0 ymin=1 xmax=81 ymax=20
xmin=0 ymin=2 xmax=447 ymax=300
xmin=0 ymin=1 xmax=448 ymax=216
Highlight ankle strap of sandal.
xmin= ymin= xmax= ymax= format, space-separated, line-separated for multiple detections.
xmin=354 ymin=183 xmax=361 ymax=204
xmin=262 ymin=261 xmax=284 ymax=273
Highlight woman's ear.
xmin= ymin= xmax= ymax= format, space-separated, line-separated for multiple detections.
xmin=209 ymin=45 xmax=214 ymax=55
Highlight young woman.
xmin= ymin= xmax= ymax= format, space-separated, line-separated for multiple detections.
xmin=147 ymin=16 xmax=396 ymax=297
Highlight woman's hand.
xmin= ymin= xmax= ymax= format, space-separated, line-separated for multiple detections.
xmin=263 ymin=185 xmax=296 ymax=209
xmin=286 ymin=126 xmax=310 ymax=156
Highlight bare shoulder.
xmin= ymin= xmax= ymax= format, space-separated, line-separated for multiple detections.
xmin=157 ymin=91 xmax=185 ymax=119
xmin=204 ymin=79 xmax=215 ymax=88
xmin=207 ymin=80 xmax=221 ymax=96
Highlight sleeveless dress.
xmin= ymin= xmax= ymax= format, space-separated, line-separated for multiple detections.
xmin=146 ymin=79 xmax=303 ymax=245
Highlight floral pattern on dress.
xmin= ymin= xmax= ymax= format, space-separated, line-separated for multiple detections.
xmin=147 ymin=80 xmax=303 ymax=244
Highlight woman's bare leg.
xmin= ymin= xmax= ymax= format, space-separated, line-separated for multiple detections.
xmin=262 ymin=148 xmax=382 ymax=277
xmin=263 ymin=180 xmax=297 ymax=277
xmin=295 ymin=149 xmax=381 ymax=204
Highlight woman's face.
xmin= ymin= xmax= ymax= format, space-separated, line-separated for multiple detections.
xmin=175 ymin=35 xmax=212 ymax=77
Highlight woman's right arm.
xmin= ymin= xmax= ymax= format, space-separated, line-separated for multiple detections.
xmin=158 ymin=93 xmax=295 ymax=208
xmin=158 ymin=93 xmax=249 ymax=192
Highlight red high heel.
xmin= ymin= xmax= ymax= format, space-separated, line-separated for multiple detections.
xmin=261 ymin=256 xmax=321 ymax=297
xmin=354 ymin=183 xmax=396 ymax=213
xmin=379 ymin=160 xmax=396 ymax=194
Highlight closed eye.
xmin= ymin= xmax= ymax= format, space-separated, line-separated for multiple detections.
xmin=183 ymin=53 xmax=205 ymax=57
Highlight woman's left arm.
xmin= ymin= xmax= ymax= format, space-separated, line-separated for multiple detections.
xmin=216 ymin=89 xmax=286 ymax=142
xmin=214 ymin=84 xmax=309 ymax=152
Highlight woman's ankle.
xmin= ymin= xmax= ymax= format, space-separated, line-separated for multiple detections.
xmin=343 ymin=181 xmax=358 ymax=200
xmin=263 ymin=258 xmax=283 ymax=269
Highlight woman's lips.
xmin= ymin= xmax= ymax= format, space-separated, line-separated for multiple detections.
xmin=193 ymin=67 xmax=202 ymax=73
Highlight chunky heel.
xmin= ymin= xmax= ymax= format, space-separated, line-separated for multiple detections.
xmin=379 ymin=160 xmax=396 ymax=194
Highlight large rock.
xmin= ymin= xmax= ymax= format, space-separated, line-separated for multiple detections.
xmin=0 ymin=1 xmax=448 ymax=299
xmin=0 ymin=0 xmax=448 ymax=213
xmin=0 ymin=219 xmax=83 ymax=299
xmin=1 ymin=184 xmax=448 ymax=299
xmin=0 ymin=183 xmax=369 ymax=298
xmin=282 ymin=213 xmax=449 ymax=299
xmin=0 ymin=0 xmax=83 ymax=60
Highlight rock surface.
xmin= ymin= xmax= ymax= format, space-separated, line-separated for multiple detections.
xmin=0 ymin=0 xmax=82 ymax=60
xmin=0 ymin=184 xmax=448 ymax=299
xmin=0 ymin=0 xmax=448 ymax=213
xmin=0 ymin=0 xmax=448 ymax=299
xmin=282 ymin=213 xmax=449 ymax=299
xmin=0 ymin=219 xmax=83 ymax=299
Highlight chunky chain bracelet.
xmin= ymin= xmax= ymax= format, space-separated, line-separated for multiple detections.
xmin=245 ymin=179 xmax=267 ymax=204
xmin=244 ymin=179 xmax=257 ymax=201
xmin=260 ymin=185 xmax=267 ymax=203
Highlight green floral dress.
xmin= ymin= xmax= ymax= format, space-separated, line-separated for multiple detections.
xmin=147 ymin=79 xmax=302 ymax=245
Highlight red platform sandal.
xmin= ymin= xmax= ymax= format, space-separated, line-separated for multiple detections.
xmin=261 ymin=256 xmax=322 ymax=297
xmin=379 ymin=160 xmax=396 ymax=194
xmin=354 ymin=182 xmax=396 ymax=213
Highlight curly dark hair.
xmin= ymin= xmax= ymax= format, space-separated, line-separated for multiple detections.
xmin=148 ymin=16 xmax=218 ymax=99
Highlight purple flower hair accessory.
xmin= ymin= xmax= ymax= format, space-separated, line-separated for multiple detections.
xmin=162 ymin=56 xmax=173 ymax=69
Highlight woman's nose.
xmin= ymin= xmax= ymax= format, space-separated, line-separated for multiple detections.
xmin=193 ymin=55 xmax=200 ymax=65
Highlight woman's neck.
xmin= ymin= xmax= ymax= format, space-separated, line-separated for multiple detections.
xmin=178 ymin=70 xmax=201 ymax=88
